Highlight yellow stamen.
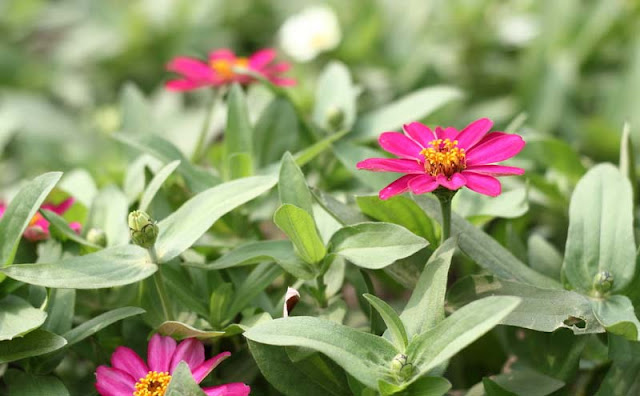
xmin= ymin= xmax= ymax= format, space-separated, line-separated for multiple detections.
xmin=134 ymin=371 xmax=172 ymax=396
xmin=419 ymin=138 xmax=466 ymax=177
xmin=210 ymin=57 xmax=249 ymax=79
xmin=29 ymin=213 xmax=43 ymax=227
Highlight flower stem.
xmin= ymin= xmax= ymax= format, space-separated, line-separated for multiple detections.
xmin=434 ymin=188 xmax=457 ymax=244
xmin=149 ymin=247 xmax=173 ymax=321
xmin=192 ymin=88 xmax=224 ymax=163
xmin=315 ymin=276 xmax=328 ymax=308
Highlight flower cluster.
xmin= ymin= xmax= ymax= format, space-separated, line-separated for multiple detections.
xmin=0 ymin=197 xmax=81 ymax=241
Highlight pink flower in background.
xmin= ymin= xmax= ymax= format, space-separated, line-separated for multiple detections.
xmin=0 ymin=198 xmax=81 ymax=242
xmin=95 ymin=334 xmax=250 ymax=396
xmin=166 ymin=48 xmax=296 ymax=91
xmin=357 ymin=118 xmax=525 ymax=199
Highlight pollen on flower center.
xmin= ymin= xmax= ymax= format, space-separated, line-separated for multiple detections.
xmin=210 ymin=57 xmax=249 ymax=79
xmin=419 ymin=138 xmax=466 ymax=177
xmin=134 ymin=371 xmax=172 ymax=396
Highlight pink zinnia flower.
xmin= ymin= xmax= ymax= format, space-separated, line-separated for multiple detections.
xmin=95 ymin=334 xmax=250 ymax=396
xmin=357 ymin=118 xmax=525 ymax=199
xmin=0 ymin=197 xmax=81 ymax=241
xmin=166 ymin=48 xmax=296 ymax=91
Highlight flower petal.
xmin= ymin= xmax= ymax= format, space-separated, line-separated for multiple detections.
xmin=456 ymin=118 xmax=493 ymax=149
xmin=356 ymin=158 xmax=424 ymax=173
xmin=435 ymin=126 xmax=458 ymax=141
xmin=465 ymin=164 xmax=525 ymax=176
xmin=379 ymin=132 xmax=423 ymax=159
xmin=436 ymin=173 xmax=466 ymax=190
xmin=41 ymin=198 xmax=74 ymax=215
xmin=408 ymin=175 xmax=439 ymax=195
xmin=462 ymin=172 xmax=502 ymax=196
xmin=203 ymin=383 xmax=251 ymax=396
xmin=111 ymin=346 xmax=149 ymax=381
xmin=170 ymin=338 xmax=205 ymax=373
xmin=192 ymin=352 xmax=231 ymax=383
xmin=148 ymin=334 xmax=177 ymax=373
xmin=403 ymin=122 xmax=436 ymax=147
xmin=165 ymin=79 xmax=207 ymax=91
xmin=466 ymin=133 xmax=525 ymax=166
xmin=379 ymin=175 xmax=419 ymax=200
xmin=268 ymin=76 xmax=297 ymax=86
xmin=266 ymin=62 xmax=291 ymax=73
xmin=249 ymin=48 xmax=276 ymax=69
xmin=208 ymin=49 xmax=235 ymax=61
xmin=166 ymin=57 xmax=213 ymax=82
xmin=95 ymin=366 xmax=136 ymax=396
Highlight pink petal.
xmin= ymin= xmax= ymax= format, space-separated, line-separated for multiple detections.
xmin=111 ymin=346 xmax=149 ymax=381
xmin=462 ymin=172 xmax=502 ymax=196
xmin=403 ymin=122 xmax=436 ymax=147
xmin=95 ymin=366 xmax=136 ymax=396
xmin=435 ymin=126 xmax=459 ymax=141
xmin=165 ymin=79 xmax=208 ymax=91
xmin=191 ymin=352 xmax=231 ymax=383
xmin=356 ymin=158 xmax=424 ymax=174
xmin=170 ymin=338 xmax=205 ymax=373
xmin=203 ymin=383 xmax=251 ymax=396
xmin=208 ymin=49 xmax=236 ymax=61
xmin=249 ymin=48 xmax=276 ymax=69
xmin=408 ymin=175 xmax=439 ymax=194
xmin=436 ymin=173 xmax=466 ymax=190
xmin=466 ymin=133 xmax=525 ymax=166
xmin=0 ymin=202 xmax=6 ymax=217
xmin=23 ymin=226 xmax=49 ymax=241
xmin=378 ymin=132 xmax=423 ymax=159
xmin=267 ymin=76 xmax=297 ymax=86
xmin=41 ymin=198 xmax=74 ymax=215
xmin=166 ymin=57 xmax=214 ymax=82
xmin=379 ymin=175 xmax=419 ymax=200
xmin=465 ymin=164 xmax=525 ymax=176
xmin=69 ymin=222 xmax=82 ymax=233
xmin=456 ymin=118 xmax=493 ymax=149
xmin=148 ymin=334 xmax=177 ymax=373
xmin=266 ymin=62 xmax=291 ymax=73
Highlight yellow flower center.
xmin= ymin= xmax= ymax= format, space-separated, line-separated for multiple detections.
xmin=28 ymin=213 xmax=43 ymax=227
xmin=419 ymin=138 xmax=466 ymax=177
xmin=134 ymin=371 xmax=172 ymax=396
xmin=210 ymin=57 xmax=249 ymax=79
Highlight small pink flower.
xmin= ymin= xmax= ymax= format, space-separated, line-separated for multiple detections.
xmin=166 ymin=48 xmax=296 ymax=91
xmin=95 ymin=334 xmax=250 ymax=396
xmin=0 ymin=197 xmax=81 ymax=242
xmin=357 ymin=118 xmax=525 ymax=199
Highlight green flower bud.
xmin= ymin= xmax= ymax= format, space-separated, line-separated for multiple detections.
xmin=326 ymin=106 xmax=345 ymax=131
xmin=593 ymin=271 xmax=614 ymax=295
xmin=128 ymin=210 xmax=158 ymax=249
xmin=86 ymin=228 xmax=107 ymax=247
xmin=390 ymin=353 xmax=413 ymax=382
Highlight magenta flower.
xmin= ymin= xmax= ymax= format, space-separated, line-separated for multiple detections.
xmin=356 ymin=118 xmax=525 ymax=199
xmin=95 ymin=334 xmax=250 ymax=396
xmin=0 ymin=197 xmax=81 ymax=242
xmin=166 ymin=48 xmax=296 ymax=91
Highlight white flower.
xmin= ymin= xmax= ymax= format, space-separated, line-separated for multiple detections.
xmin=278 ymin=6 xmax=342 ymax=62
xmin=496 ymin=14 xmax=539 ymax=47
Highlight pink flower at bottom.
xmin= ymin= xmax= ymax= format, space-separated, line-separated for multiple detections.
xmin=0 ymin=197 xmax=81 ymax=242
xmin=95 ymin=334 xmax=250 ymax=396
xmin=356 ymin=118 xmax=525 ymax=199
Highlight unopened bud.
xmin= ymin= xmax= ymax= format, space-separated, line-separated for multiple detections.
xmin=86 ymin=228 xmax=107 ymax=247
xmin=283 ymin=287 xmax=300 ymax=318
xmin=593 ymin=271 xmax=614 ymax=294
xmin=326 ymin=106 xmax=345 ymax=131
xmin=128 ymin=210 xmax=158 ymax=249
xmin=390 ymin=353 xmax=413 ymax=382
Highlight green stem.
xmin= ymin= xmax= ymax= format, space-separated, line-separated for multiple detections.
xmin=149 ymin=247 xmax=173 ymax=321
xmin=192 ymin=88 xmax=224 ymax=163
xmin=434 ymin=188 xmax=457 ymax=244
xmin=315 ymin=276 xmax=328 ymax=308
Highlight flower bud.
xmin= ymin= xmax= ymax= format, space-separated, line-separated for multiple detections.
xmin=283 ymin=287 xmax=300 ymax=318
xmin=86 ymin=228 xmax=107 ymax=247
xmin=128 ymin=210 xmax=158 ymax=249
xmin=390 ymin=353 xmax=413 ymax=382
xmin=326 ymin=106 xmax=345 ymax=131
xmin=593 ymin=271 xmax=614 ymax=295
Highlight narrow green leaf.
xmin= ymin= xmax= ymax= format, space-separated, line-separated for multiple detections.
xmin=0 ymin=295 xmax=47 ymax=341
xmin=86 ymin=186 xmax=129 ymax=247
xmin=225 ymin=84 xmax=253 ymax=178
xmin=156 ymin=175 xmax=277 ymax=262
xmin=527 ymin=234 xmax=563 ymax=281
xmin=293 ymin=129 xmax=348 ymax=167
xmin=165 ymin=361 xmax=207 ymax=396
xmin=0 ymin=172 xmax=62 ymax=267
xmin=334 ymin=142 xmax=396 ymax=189
xmin=209 ymin=283 xmax=233 ymax=327
xmin=619 ymin=123 xmax=637 ymax=202
xmin=364 ymin=294 xmax=408 ymax=350
xmin=563 ymin=164 xmax=636 ymax=293
xmin=227 ymin=263 xmax=283 ymax=320
xmin=454 ymin=187 xmax=529 ymax=220
xmin=519 ymin=136 xmax=586 ymax=182
xmin=42 ymin=288 xmax=75 ymax=335
xmin=2 ymin=245 xmax=156 ymax=289
xmin=0 ymin=329 xmax=67 ymax=363
xmin=41 ymin=209 xmax=100 ymax=248
xmin=329 ymin=222 xmax=428 ymax=269
xmin=483 ymin=378 xmax=517 ymax=396
xmin=157 ymin=321 xmax=225 ymax=340
xmin=487 ymin=369 xmax=565 ymax=396
xmin=254 ymin=98 xmax=299 ymax=166
xmin=378 ymin=376 xmax=451 ymax=396
xmin=280 ymin=152 xmax=314 ymax=215
xmin=63 ymin=306 xmax=145 ymax=346
xmin=313 ymin=189 xmax=369 ymax=225
xmin=4 ymin=369 xmax=70 ymax=396
xmin=139 ymin=160 xmax=180 ymax=212
xmin=313 ymin=61 xmax=357 ymax=131
xmin=596 ymin=335 xmax=640 ymax=395
xmin=592 ymin=295 xmax=640 ymax=341
xmin=274 ymin=204 xmax=327 ymax=265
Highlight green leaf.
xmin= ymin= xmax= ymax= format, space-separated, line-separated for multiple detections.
xmin=519 ymin=136 xmax=586 ymax=182
xmin=280 ymin=152 xmax=314 ymax=215
xmin=157 ymin=321 xmax=225 ymax=340
xmin=274 ymin=204 xmax=327 ymax=265
xmin=120 ymin=83 xmax=154 ymax=135
xmin=227 ymin=263 xmax=283 ymax=320
xmin=0 ymin=295 xmax=47 ymax=341
xmin=165 ymin=361 xmax=207 ymax=396
xmin=563 ymin=164 xmax=636 ymax=293
xmin=62 ymin=306 xmax=145 ymax=346
xmin=483 ymin=378 xmax=517 ymax=396
xmin=2 ymin=245 xmax=156 ymax=289
xmin=414 ymin=195 xmax=560 ymax=289
xmin=378 ymin=376 xmax=451 ymax=396
xmin=155 ymin=175 xmax=277 ymax=262
xmin=333 ymin=142 xmax=397 ymax=189
xmin=244 ymin=316 xmax=399 ymax=388
xmin=364 ymin=294 xmax=408 ymax=350
xmin=620 ymin=123 xmax=637 ymax=202
xmin=352 ymin=86 xmax=463 ymax=140
xmin=195 ymin=240 xmax=315 ymax=280
xmin=225 ymin=84 xmax=253 ymax=179
xmin=40 ymin=209 xmax=100 ymax=248
xmin=356 ymin=195 xmax=437 ymax=245
xmin=406 ymin=296 xmax=520 ymax=377
xmin=487 ymin=368 xmax=565 ymax=396
xmin=0 ymin=329 xmax=67 ymax=363
xmin=254 ymin=98 xmax=299 ymax=166
xmin=209 ymin=283 xmax=233 ymax=327
xmin=596 ymin=335 xmax=640 ymax=396
xmin=400 ymin=239 xmax=455 ymax=339
xmin=313 ymin=189 xmax=369 ymax=225
xmin=86 ymin=186 xmax=129 ymax=247
xmin=592 ymin=295 xmax=640 ymax=341
xmin=454 ymin=186 xmax=529 ymax=220
xmin=4 ymin=369 xmax=70 ymax=396
xmin=447 ymin=275 xmax=603 ymax=334
xmin=328 ymin=222 xmax=428 ymax=269
xmin=139 ymin=160 xmax=180 ymax=212
xmin=42 ymin=288 xmax=75 ymax=335
xmin=527 ymin=234 xmax=563 ymax=281
xmin=313 ymin=61 xmax=357 ymax=131
xmin=0 ymin=172 xmax=62 ymax=267
xmin=293 ymin=129 xmax=349 ymax=168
